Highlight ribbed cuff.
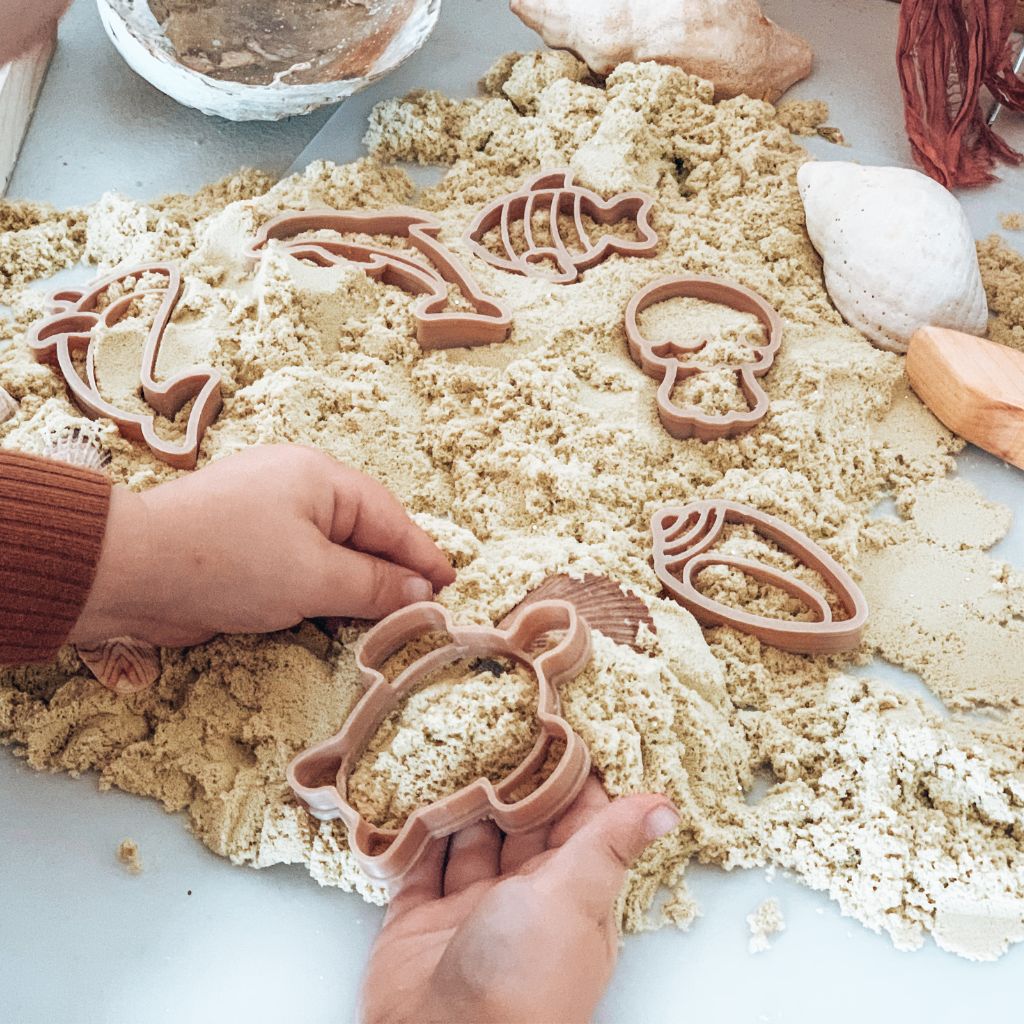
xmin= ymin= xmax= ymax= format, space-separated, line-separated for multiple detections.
xmin=0 ymin=450 xmax=112 ymax=664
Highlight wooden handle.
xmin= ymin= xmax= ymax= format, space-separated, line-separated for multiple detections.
xmin=906 ymin=325 xmax=1024 ymax=471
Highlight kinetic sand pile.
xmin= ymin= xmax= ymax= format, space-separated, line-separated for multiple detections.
xmin=3 ymin=52 xmax=1024 ymax=961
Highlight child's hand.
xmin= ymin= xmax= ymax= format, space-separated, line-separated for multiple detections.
xmin=69 ymin=444 xmax=456 ymax=647
xmin=360 ymin=775 xmax=680 ymax=1024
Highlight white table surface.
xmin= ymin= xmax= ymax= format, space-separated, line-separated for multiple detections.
xmin=3 ymin=1 xmax=1024 ymax=1022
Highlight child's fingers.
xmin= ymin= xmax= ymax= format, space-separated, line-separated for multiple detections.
xmin=443 ymin=820 xmax=502 ymax=896
xmin=546 ymin=774 xmax=611 ymax=850
xmin=307 ymin=537 xmax=437 ymax=620
xmin=384 ymin=835 xmax=448 ymax=921
xmin=500 ymin=823 xmax=550 ymax=875
xmin=323 ymin=461 xmax=457 ymax=591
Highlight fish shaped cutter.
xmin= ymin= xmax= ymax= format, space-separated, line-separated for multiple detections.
xmin=463 ymin=169 xmax=658 ymax=283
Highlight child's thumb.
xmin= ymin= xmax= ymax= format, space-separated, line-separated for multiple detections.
xmin=542 ymin=793 xmax=680 ymax=917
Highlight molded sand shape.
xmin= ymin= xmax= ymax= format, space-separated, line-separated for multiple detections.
xmin=244 ymin=208 xmax=512 ymax=349
xmin=287 ymin=599 xmax=592 ymax=883
xmin=463 ymin=169 xmax=658 ymax=284
xmin=652 ymin=500 xmax=867 ymax=655
xmin=626 ymin=275 xmax=783 ymax=440
xmin=27 ymin=264 xmax=222 ymax=470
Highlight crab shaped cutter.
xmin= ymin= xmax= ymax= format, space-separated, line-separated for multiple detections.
xmin=286 ymin=599 xmax=593 ymax=882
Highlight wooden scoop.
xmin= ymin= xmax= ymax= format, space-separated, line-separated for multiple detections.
xmin=905 ymin=325 xmax=1024 ymax=470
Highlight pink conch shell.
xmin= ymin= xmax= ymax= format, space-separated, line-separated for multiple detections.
xmin=76 ymin=637 xmax=162 ymax=695
xmin=500 ymin=573 xmax=656 ymax=652
xmin=0 ymin=385 xmax=17 ymax=424
xmin=463 ymin=169 xmax=658 ymax=284
xmin=510 ymin=0 xmax=812 ymax=102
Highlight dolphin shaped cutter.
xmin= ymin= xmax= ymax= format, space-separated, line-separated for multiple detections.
xmin=26 ymin=263 xmax=222 ymax=470
xmin=244 ymin=207 xmax=513 ymax=349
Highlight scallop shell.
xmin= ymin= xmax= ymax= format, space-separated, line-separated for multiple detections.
xmin=41 ymin=427 xmax=112 ymax=474
xmin=797 ymin=162 xmax=989 ymax=353
xmin=501 ymin=573 xmax=656 ymax=652
xmin=0 ymin=386 xmax=17 ymax=424
xmin=77 ymin=637 xmax=161 ymax=695
xmin=509 ymin=0 xmax=812 ymax=102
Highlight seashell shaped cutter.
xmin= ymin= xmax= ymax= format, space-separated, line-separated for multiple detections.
xmin=625 ymin=274 xmax=783 ymax=441
xmin=652 ymin=500 xmax=867 ymax=655
xmin=463 ymin=169 xmax=658 ymax=284
xmin=26 ymin=263 xmax=222 ymax=470
xmin=287 ymin=599 xmax=593 ymax=883
xmin=243 ymin=208 xmax=513 ymax=349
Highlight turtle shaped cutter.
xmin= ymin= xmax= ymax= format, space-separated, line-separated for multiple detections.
xmin=287 ymin=599 xmax=593 ymax=882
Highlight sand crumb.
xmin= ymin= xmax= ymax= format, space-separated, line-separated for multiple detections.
xmin=3 ymin=52 xmax=1024 ymax=960
xmin=999 ymin=212 xmax=1024 ymax=231
xmin=348 ymin=659 xmax=541 ymax=830
xmin=774 ymin=99 xmax=828 ymax=135
xmin=118 ymin=837 xmax=143 ymax=875
xmin=748 ymin=897 xmax=784 ymax=953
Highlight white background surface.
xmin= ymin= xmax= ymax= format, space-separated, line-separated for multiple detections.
xmin=2 ymin=1 xmax=1024 ymax=1022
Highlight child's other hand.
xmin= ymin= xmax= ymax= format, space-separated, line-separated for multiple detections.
xmin=69 ymin=444 xmax=456 ymax=646
xmin=360 ymin=775 xmax=680 ymax=1024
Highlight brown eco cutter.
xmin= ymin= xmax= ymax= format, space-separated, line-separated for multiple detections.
xmin=652 ymin=500 xmax=867 ymax=655
xmin=463 ymin=169 xmax=658 ymax=284
xmin=243 ymin=208 xmax=512 ymax=349
xmin=286 ymin=599 xmax=593 ymax=883
xmin=625 ymin=275 xmax=783 ymax=441
xmin=26 ymin=264 xmax=222 ymax=470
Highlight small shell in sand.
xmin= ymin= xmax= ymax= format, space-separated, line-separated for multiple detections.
xmin=42 ymin=427 xmax=112 ymax=473
xmin=502 ymin=572 xmax=656 ymax=652
xmin=0 ymin=385 xmax=17 ymax=424
xmin=77 ymin=637 xmax=162 ymax=694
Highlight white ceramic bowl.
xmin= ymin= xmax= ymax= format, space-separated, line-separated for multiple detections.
xmin=96 ymin=0 xmax=442 ymax=121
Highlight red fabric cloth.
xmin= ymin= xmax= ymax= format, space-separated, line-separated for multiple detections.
xmin=897 ymin=0 xmax=1024 ymax=188
xmin=0 ymin=450 xmax=111 ymax=664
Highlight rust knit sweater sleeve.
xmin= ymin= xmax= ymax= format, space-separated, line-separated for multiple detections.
xmin=0 ymin=450 xmax=111 ymax=664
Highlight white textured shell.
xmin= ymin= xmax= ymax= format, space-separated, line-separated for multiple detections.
xmin=798 ymin=162 xmax=989 ymax=353
xmin=42 ymin=428 xmax=111 ymax=473
xmin=509 ymin=0 xmax=812 ymax=102
xmin=0 ymin=385 xmax=17 ymax=424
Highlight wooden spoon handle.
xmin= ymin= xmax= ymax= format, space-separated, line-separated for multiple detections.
xmin=906 ymin=325 xmax=1024 ymax=471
